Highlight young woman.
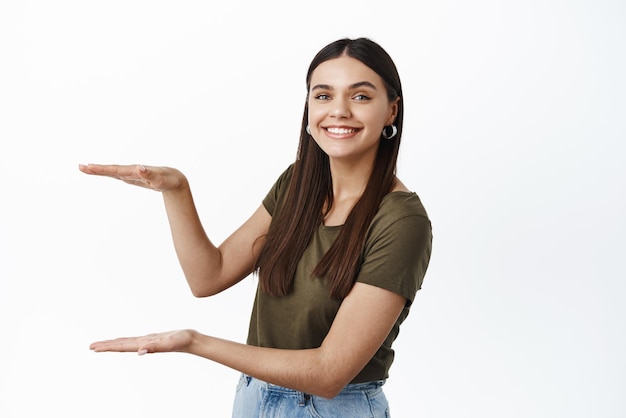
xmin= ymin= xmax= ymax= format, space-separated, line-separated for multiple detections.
xmin=81 ymin=37 xmax=432 ymax=417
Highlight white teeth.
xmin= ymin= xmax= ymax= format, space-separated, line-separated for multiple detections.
xmin=326 ymin=127 xmax=355 ymax=134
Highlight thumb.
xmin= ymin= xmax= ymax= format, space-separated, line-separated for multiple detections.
xmin=138 ymin=347 xmax=151 ymax=355
xmin=135 ymin=165 xmax=161 ymax=190
xmin=137 ymin=342 xmax=157 ymax=355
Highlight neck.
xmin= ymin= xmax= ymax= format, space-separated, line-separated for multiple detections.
xmin=328 ymin=158 xmax=373 ymax=202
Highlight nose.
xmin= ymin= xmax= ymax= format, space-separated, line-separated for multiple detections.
xmin=330 ymin=98 xmax=351 ymax=119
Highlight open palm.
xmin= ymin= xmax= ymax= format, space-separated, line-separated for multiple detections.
xmin=90 ymin=329 xmax=196 ymax=355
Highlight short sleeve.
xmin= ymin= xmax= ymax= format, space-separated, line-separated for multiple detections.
xmin=356 ymin=195 xmax=433 ymax=305
xmin=262 ymin=164 xmax=294 ymax=216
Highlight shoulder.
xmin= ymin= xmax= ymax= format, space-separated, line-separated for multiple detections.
xmin=376 ymin=191 xmax=430 ymax=223
xmin=362 ymin=191 xmax=432 ymax=255
xmin=363 ymin=191 xmax=431 ymax=248
xmin=262 ymin=164 xmax=295 ymax=216
xmin=274 ymin=163 xmax=296 ymax=189
xmin=359 ymin=191 xmax=433 ymax=300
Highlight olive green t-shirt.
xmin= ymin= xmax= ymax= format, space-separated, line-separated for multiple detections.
xmin=246 ymin=165 xmax=432 ymax=383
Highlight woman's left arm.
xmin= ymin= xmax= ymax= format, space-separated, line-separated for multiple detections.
xmin=90 ymin=282 xmax=405 ymax=399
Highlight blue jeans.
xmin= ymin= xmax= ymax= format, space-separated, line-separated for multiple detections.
xmin=232 ymin=374 xmax=391 ymax=417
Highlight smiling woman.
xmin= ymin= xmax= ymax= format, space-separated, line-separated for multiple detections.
xmin=307 ymin=58 xmax=399 ymax=167
xmin=82 ymin=37 xmax=432 ymax=418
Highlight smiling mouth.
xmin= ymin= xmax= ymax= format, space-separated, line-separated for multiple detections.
xmin=325 ymin=127 xmax=360 ymax=135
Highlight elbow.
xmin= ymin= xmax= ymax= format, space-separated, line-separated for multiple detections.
xmin=318 ymin=387 xmax=343 ymax=400
xmin=190 ymin=288 xmax=210 ymax=298
xmin=185 ymin=268 xmax=233 ymax=298
xmin=190 ymin=285 xmax=222 ymax=298
xmin=309 ymin=369 xmax=352 ymax=399
xmin=314 ymin=378 xmax=347 ymax=399
xmin=189 ymin=283 xmax=218 ymax=298
xmin=307 ymin=351 xmax=357 ymax=398
xmin=186 ymin=275 xmax=224 ymax=298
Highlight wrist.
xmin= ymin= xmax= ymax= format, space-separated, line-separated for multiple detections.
xmin=187 ymin=329 xmax=206 ymax=355
xmin=162 ymin=175 xmax=191 ymax=199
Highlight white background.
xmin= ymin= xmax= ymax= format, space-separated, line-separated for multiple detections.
xmin=1 ymin=0 xmax=624 ymax=417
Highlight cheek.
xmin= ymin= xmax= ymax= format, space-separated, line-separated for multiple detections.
xmin=377 ymin=107 xmax=395 ymax=127
xmin=307 ymin=107 xmax=325 ymax=126
xmin=361 ymin=111 xmax=388 ymax=130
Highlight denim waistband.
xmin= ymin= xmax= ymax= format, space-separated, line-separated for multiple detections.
xmin=242 ymin=374 xmax=386 ymax=395
xmin=233 ymin=373 xmax=390 ymax=415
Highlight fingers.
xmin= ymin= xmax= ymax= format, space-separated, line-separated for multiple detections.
xmin=78 ymin=163 xmax=145 ymax=179
xmin=89 ymin=336 xmax=144 ymax=353
xmin=90 ymin=333 xmax=165 ymax=354
xmin=79 ymin=163 xmax=156 ymax=189
xmin=90 ymin=330 xmax=192 ymax=355
xmin=78 ymin=163 xmax=184 ymax=192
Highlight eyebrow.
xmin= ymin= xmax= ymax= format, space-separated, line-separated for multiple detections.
xmin=311 ymin=81 xmax=378 ymax=91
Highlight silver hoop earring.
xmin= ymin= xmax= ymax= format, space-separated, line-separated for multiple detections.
xmin=306 ymin=125 xmax=311 ymax=135
xmin=382 ymin=125 xmax=397 ymax=140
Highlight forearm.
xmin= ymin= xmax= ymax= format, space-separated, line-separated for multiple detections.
xmin=188 ymin=333 xmax=348 ymax=399
xmin=161 ymin=183 xmax=223 ymax=296
xmin=90 ymin=286 xmax=403 ymax=398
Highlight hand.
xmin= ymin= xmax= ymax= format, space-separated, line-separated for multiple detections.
xmin=90 ymin=329 xmax=197 ymax=355
xmin=78 ymin=164 xmax=187 ymax=192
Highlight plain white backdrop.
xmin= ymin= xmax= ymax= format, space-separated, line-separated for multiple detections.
xmin=1 ymin=0 xmax=624 ymax=416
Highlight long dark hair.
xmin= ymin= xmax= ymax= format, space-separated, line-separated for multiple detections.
xmin=254 ymin=37 xmax=404 ymax=299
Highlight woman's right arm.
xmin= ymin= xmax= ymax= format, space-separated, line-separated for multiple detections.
xmin=79 ymin=164 xmax=271 ymax=297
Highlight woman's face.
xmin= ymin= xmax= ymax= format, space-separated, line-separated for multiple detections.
xmin=307 ymin=56 xmax=398 ymax=165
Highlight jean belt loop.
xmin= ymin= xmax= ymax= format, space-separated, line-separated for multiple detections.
xmin=297 ymin=391 xmax=310 ymax=407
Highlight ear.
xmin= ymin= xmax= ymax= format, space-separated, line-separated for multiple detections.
xmin=386 ymin=97 xmax=400 ymax=125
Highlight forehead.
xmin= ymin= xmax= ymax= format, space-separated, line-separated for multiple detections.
xmin=310 ymin=56 xmax=384 ymax=89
